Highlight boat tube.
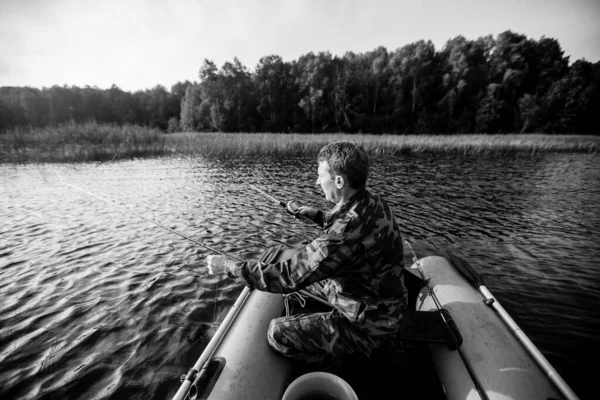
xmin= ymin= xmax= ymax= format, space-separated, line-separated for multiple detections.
xmin=172 ymin=255 xmax=579 ymax=400
xmin=413 ymin=255 xmax=575 ymax=400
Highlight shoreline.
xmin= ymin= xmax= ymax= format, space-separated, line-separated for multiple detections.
xmin=1 ymin=124 xmax=599 ymax=163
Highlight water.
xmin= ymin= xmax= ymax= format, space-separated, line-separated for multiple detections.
xmin=1 ymin=153 xmax=598 ymax=399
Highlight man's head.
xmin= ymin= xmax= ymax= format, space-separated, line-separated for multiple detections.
xmin=316 ymin=142 xmax=370 ymax=204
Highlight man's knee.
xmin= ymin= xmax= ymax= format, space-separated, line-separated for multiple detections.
xmin=267 ymin=318 xmax=278 ymax=348
xmin=267 ymin=317 xmax=289 ymax=351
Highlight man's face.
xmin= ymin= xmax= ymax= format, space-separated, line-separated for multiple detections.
xmin=316 ymin=161 xmax=339 ymax=204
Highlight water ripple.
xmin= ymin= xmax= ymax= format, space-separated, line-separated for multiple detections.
xmin=0 ymin=154 xmax=598 ymax=399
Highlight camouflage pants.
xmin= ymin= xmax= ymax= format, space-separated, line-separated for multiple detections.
xmin=258 ymin=245 xmax=378 ymax=363
xmin=267 ymin=298 xmax=377 ymax=363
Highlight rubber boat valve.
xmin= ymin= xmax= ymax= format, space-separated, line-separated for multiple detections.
xmin=181 ymin=368 xmax=197 ymax=383
xmin=189 ymin=357 xmax=226 ymax=400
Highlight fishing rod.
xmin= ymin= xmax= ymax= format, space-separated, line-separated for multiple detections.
xmin=69 ymin=183 xmax=333 ymax=399
xmin=69 ymin=183 xmax=331 ymax=309
xmin=67 ymin=184 xmax=236 ymax=261
xmin=405 ymin=240 xmax=490 ymax=400
xmin=245 ymin=182 xmax=340 ymax=310
xmin=69 ymin=183 xmax=244 ymax=400
xmin=245 ymin=181 xmax=300 ymax=216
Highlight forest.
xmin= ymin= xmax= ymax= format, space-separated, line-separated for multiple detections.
xmin=1 ymin=31 xmax=599 ymax=134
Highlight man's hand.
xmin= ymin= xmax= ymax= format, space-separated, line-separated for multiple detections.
xmin=206 ymin=255 xmax=231 ymax=276
xmin=295 ymin=206 xmax=318 ymax=222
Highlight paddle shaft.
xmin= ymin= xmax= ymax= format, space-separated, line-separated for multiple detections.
xmin=480 ymin=285 xmax=579 ymax=400
xmin=447 ymin=253 xmax=579 ymax=400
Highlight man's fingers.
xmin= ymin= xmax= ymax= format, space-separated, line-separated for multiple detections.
xmin=206 ymin=255 xmax=215 ymax=274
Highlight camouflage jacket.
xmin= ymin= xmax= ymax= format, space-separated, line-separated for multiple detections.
xmin=230 ymin=188 xmax=407 ymax=335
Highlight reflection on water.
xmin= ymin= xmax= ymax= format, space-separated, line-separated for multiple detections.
xmin=1 ymin=152 xmax=598 ymax=399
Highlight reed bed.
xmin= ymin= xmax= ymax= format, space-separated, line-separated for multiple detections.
xmin=165 ymin=132 xmax=600 ymax=158
xmin=0 ymin=122 xmax=166 ymax=163
xmin=1 ymin=125 xmax=598 ymax=163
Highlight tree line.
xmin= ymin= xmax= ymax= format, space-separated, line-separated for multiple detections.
xmin=1 ymin=31 xmax=599 ymax=134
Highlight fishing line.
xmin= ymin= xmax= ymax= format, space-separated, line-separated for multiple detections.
xmin=243 ymin=181 xmax=338 ymax=310
xmin=68 ymin=183 xmax=335 ymax=314
xmin=68 ymin=183 xmax=232 ymax=331
xmin=67 ymin=183 xmax=237 ymax=261
xmin=212 ymin=208 xmax=227 ymax=329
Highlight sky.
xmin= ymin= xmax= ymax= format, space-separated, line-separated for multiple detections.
xmin=1 ymin=0 xmax=599 ymax=92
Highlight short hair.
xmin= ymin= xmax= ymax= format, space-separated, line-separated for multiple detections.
xmin=317 ymin=142 xmax=370 ymax=189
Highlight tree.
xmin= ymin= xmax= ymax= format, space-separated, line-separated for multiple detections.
xmin=475 ymin=83 xmax=512 ymax=132
xmin=0 ymin=98 xmax=27 ymax=130
xmin=180 ymin=84 xmax=202 ymax=131
xmin=543 ymin=60 xmax=600 ymax=133
xmin=330 ymin=55 xmax=353 ymax=131
xmin=0 ymin=32 xmax=597 ymax=134
xmin=388 ymin=40 xmax=441 ymax=132
xmin=438 ymin=35 xmax=492 ymax=132
xmin=167 ymin=116 xmax=179 ymax=133
xmin=197 ymin=59 xmax=225 ymax=131
xmin=295 ymin=52 xmax=335 ymax=132
xmin=254 ymin=55 xmax=297 ymax=132
xmin=18 ymin=89 xmax=48 ymax=126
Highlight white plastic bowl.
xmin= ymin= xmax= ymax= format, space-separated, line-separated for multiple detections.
xmin=282 ymin=371 xmax=359 ymax=400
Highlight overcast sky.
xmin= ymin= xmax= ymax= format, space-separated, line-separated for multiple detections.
xmin=1 ymin=0 xmax=599 ymax=92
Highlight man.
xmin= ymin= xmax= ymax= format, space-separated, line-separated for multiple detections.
xmin=207 ymin=142 xmax=407 ymax=363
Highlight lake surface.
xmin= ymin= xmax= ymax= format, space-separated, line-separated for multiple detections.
xmin=1 ymin=152 xmax=598 ymax=399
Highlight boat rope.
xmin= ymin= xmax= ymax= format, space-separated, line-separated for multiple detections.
xmin=283 ymin=292 xmax=307 ymax=316
xmin=405 ymin=240 xmax=491 ymax=400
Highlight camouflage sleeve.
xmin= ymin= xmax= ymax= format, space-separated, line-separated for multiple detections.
xmin=231 ymin=216 xmax=357 ymax=293
xmin=313 ymin=210 xmax=325 ymax=227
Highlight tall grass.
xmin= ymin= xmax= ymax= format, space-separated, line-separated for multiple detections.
xmin=165 ymin=132 xmax=600 ymax=157
xmin=0 ymin=122 xmax=166 ymax=163
xmin=1 ymin=125 xmax=598 ymax=163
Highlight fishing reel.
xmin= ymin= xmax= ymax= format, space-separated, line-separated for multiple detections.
xmin=286 ymin=200 xmax=300 ymax=216
xmin=286 ymin=200 xmax=314 ymax=225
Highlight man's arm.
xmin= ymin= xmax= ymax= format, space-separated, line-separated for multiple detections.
xmin=230 ymin=231 xmax=355 ymax=293
xmin=296 ymin=206 xmax=325 ymax=227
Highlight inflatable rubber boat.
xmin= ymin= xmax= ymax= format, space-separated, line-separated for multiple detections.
xmin=171 ymin=254 xmax=579 ymax=400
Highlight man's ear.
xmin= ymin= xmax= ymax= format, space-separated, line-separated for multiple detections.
xmin=334 ymin=175 xmax=344 ymax=189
